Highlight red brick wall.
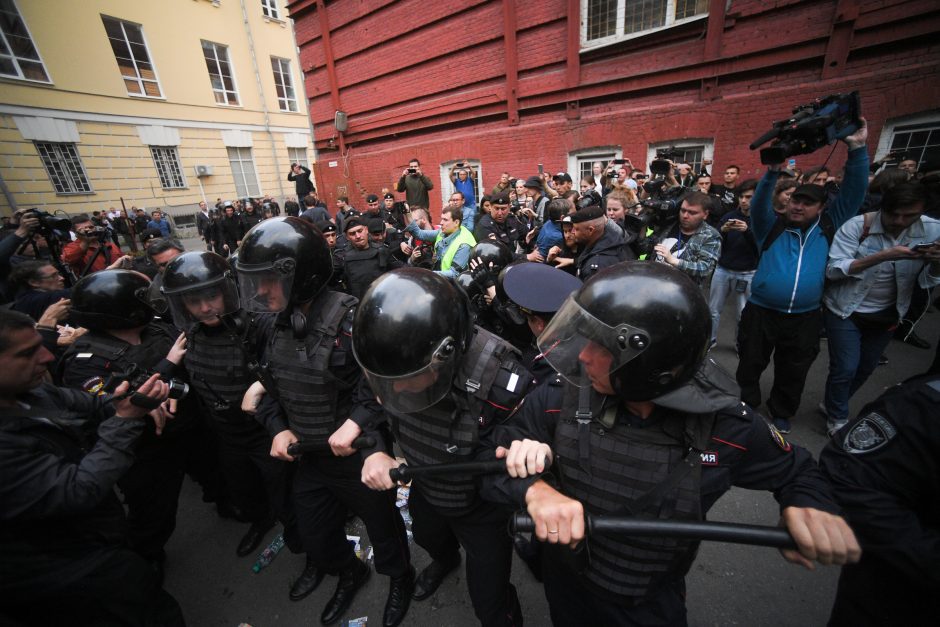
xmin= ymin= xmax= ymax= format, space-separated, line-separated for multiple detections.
xmin=287 ymin=0 xmax=940 ymax=216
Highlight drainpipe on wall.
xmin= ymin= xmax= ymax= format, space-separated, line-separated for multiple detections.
xmin=0 ymin=168 xmax=18 ymax=214
xmin=239 ymin=0 xmax=285 ymax=199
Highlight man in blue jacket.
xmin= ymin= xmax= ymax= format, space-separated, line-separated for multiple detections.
xmin=736 ymin=119 xmax=869 ymax=433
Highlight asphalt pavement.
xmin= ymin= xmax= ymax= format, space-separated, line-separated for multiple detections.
xmin=163 ymin=234 xmax=938 ymax=626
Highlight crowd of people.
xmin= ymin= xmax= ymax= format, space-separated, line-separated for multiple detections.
xmin=1 ymin=120 xmax=939 ymax=627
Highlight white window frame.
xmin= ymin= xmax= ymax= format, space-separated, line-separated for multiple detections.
xmin=261 ymin=0 xmax=280 ymax=20
xmin=271 ymin=56 xmax=298 ymax=112
xmin=287 ymin=147 xmax=308 ymax=169
xmin=646 ymin=139 xmax=714 ymax=176
xmin=440 ymin=159 xmax=483 ymax=209
xmin=580 ymin=0 xmax=709 ymax=52
xmin=202 ymin=40 xmax=240 ymax=107
xmin=34 ymin=142 xmax=94 ymax=195
xmin=101 ymin=15 xmax=163 ymax=98
xmin=0 ymin=0 xmax=51 ymax=83
xmin=227 ymin=146 xmax=262 ymax=197
xmin=150 ymin=146 xmax=187 ymax=190
xmin=568 ymin=147 xmax=623 ymax=187
xmin=874 ymin=110 xmax=940 ymax=169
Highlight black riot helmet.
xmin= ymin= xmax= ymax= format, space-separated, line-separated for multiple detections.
xmin=538 ymin=261 xmax=710 ymax=401
xmin=470 ymin=240 xmax=513 ymax=273
xmin=234 ymin=217 xmax=332 ymax=312
xmin=162 ymin=251 xmax=239 ymax=331
xmin=353 ymin=268 xmax=472 ymax=413
xmin=69 ymin=270 xmax=154 ymax=330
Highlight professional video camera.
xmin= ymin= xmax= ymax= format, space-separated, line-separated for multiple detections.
xmin=23 ymin=208 xmax=72 ymax=238
xmin=650 ymin=147 xmax=684 ymax=176
xmin=750 ymin=92 xmax=861 ymax=165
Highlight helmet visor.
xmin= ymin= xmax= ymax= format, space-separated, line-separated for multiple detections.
xmin=165 ymin=275 xmax=239 ymax=331
xmin=357 ymin=337 xmax=457 ymax=414
xmin=537 ymin=295 xmax=650 ymax=387
xmin=236 ymin=258 xmax=295 ymax=313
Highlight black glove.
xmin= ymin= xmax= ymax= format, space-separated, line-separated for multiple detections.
xmin=470 ymin=260 xmax=496 ymax=290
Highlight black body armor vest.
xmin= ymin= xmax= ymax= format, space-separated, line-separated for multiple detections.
xmin=185 ymin=316 xmax=256 ymax=426
xmin=267 ymin=291 xmax=358 ymax=439
xmin=554 ymin=379 xmax=714 ymax=603
xmin=343 ymin=245 xmax=392 ymax=299
xmin=392 ymin=327 xmax=531 ymax=514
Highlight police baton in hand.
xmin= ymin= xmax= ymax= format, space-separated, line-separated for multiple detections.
xmin=511 ymin=513 xmax=797 ymax=550
xmin=389 ymin=460 xmax=507 ymax=482
xmin=287 ymin=436 xmax=376 ymax=457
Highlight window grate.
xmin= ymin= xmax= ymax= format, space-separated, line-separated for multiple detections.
xmin=150 ymin=146 xmax=186 ymax=189
xmin=35 ymin=142 xmax=92 ymax=194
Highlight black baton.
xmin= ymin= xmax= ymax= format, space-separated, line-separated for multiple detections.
xmin=287 ymin=436 xmax=376 ymax=456
xmin=511 ymin=513 xmax=797 ymax=550
xmin=390 ymin=460 xmax=507 ymax=482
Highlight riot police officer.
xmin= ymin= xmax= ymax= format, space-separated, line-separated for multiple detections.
xmin=357 ymin=268 xmax=531 ymax=627
xmin=488 ymin=262 xmax=860 ymax=625
xmin=234 ymin=217 xmax=413 ymax=627
xmin=820 ymin=374 xmax=940 ymax=626
xmin=161 ymin=251 xmax=301 ymax=558
xmin=341 ymin=216 xmax=402 ymax=300
xmin=58 ymin=270 xmax=221 ymax=581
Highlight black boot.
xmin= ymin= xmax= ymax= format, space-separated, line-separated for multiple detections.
xmin=383 ymin=565 xmax=415 ymax=627
xmin=236 ymin=520 xmax=274 ymax=557
xmin=320 ymin=559 xmax=370 ymax=625
xmin=412 ymin=555 xmax=460 ymax=601
xmin=290 ymin=555 xmax=325 ymax=602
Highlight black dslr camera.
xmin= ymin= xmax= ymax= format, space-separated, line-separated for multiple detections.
xmin=750 ymin=92 xmax=861 ymax=165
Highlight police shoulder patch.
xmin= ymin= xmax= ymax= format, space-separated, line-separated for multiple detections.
xmin=843 ymin=412 xmax=896 ymax=454
xmin=767 ymin=422 xmax=792 ymax=452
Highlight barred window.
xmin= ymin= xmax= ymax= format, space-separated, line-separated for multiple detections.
xmin=202 ymin=40 xmax=239 ymax=106
xmin=150 ymin=146 xmax=186 ymax=189
xmin=582 ymin=0 xmax=708 ymax=50
xmin=227 ymin=147 xmax=261 ymax=197
xmin=271 ymin=57 xmax=298 ymax=112
xmin=261 ymin=0 xmax=280 ymax=20
xmin=35 ymin=142 xmax=93 ymax=194
xmin=287 ymin=147 xmax=308 ymax=169
xmin=101 ymin=15 xmax=162 ymax=97
xmin=0 ymin=0 xmax=49 ymax=82
xmin=646 ymin=140 xmax=713 ymax=176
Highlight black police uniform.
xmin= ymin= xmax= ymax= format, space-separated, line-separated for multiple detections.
xmin=342 ymin=242 xmax=402 ymax=300
xmin=58 ymin=321 xmax=218 ymax=566
xmin=487 ymin=369 xmax=840 ymax=625
xmin=386 ymin=327 xmax=532 ymax=626
xmin=0 ymin=383 xmax=185 ymax=626
xmin=819 ymin=374 xmax=940 ymax=626
xmin=183 ymin=313 xmax=300 ymax=548
xmin=473 ymin=213 xmax=526 ymax=252
xmin=252 ymin=292 xmax=411 ymax=581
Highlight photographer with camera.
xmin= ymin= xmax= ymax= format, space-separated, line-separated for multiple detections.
xmin=398 ymin=158 xmax=435 ymax=209
xmin=61 ymin=214 xmax=124 ymax=277
xmin=0 ymin=308 xmax=185 ymax=626
xmin=736 ymin=116 xmax=869 ymax=433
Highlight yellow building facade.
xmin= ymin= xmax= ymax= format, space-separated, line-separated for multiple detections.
xmin=0 ymin=0 xmax=316 ymax=227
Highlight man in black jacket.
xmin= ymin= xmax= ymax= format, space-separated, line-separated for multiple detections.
xmin=568 ymin=204 xmax=633 ymax=280
xmin=0 ymin=309 xmax=184 ymax=626
xmin=288 ymin=162 xmax=315 ymax=198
